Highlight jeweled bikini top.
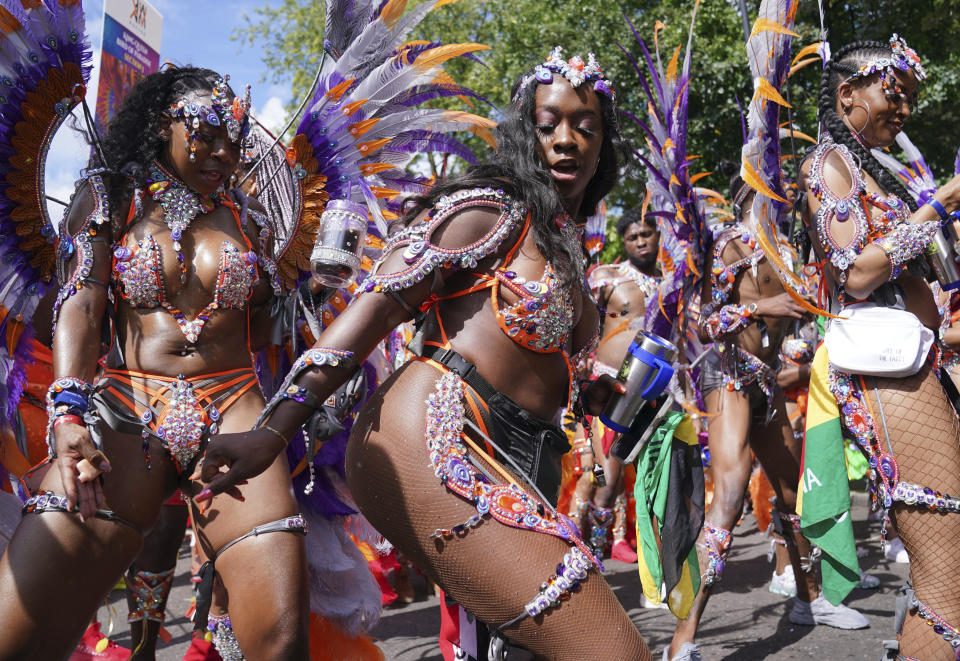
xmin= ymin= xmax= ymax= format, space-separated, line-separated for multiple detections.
xmin=111 ymin=198 xmax=258 ymax=344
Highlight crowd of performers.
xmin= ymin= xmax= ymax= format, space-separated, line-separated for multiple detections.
xmin=1 ymin=0 xmax=960 ymax=660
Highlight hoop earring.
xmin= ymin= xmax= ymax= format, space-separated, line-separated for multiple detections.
xmin=845 ymin=100 xmax=871 ymax=138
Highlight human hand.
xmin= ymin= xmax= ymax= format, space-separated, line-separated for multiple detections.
xmin=191 ymin=429 xmax=285 ymax=505
xmin=54 ymin=421 xmax=111 ymax=521
xmin=581 ymin=375 xmax=626 ymax=417
xmin=935 ymin=174 xmax=960 ymax=213
xmin=755 ymin=292 xmax=811 ymax=319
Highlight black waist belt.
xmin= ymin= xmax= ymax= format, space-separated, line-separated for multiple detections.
xmin=421 ymin=345 xmax=570 ymax=505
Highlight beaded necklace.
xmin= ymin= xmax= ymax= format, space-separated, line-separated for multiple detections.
xmin=146 ymin=161 xmax=223 ymax=283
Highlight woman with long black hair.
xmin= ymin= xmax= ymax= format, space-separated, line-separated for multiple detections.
xmin=196 ymin=49 xmax=653 ymax=659
xmin=801 ymin=37 xmax=960 ymax=661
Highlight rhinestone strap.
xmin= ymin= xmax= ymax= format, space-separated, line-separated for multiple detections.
xmin=363 ymin=187 xmax=525 ymax=293
xmin=53 ymin=175 xmax=110 ymax=329
xmin=908 ymin=593 xmax=960 ymax=656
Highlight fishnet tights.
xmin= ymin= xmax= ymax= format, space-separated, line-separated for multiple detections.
xmin=345 ymin=362 xmax=651 ymax=661
xmin=862 ymin=364 xmax=960 ymax=661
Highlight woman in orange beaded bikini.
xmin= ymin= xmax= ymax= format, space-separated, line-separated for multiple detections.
xmin=0 ymin=68 xmax=311 ymax=659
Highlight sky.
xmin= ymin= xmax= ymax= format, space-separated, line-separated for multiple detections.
xmin=47 ymin=0 xmax=293 ymax=222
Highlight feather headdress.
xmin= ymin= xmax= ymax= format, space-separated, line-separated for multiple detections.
xmin=620 ymin=5 xmax=710 ymax=350
xmin=263 ymin=0 xmax=495 ymax=303
xmin=740 ymin=0 xmax=822 ymax=315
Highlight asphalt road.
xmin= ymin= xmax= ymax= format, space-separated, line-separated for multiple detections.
xmin=99 ymin=489 xmax=909 ymax=660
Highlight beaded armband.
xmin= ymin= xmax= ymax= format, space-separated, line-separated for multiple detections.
xmin=701 ymin=303 xmax=756 ymax=342
xmin=255 ymin=348 xmax=355 ymax=493
xmin=807 ymin=138 xmax=870 ymax=278
xmin=45 ymin=377 xmax=100 ymax=458
xmin=53 ymin=175 xmax=110 ymax=327
xmin=871 ymin=220 xmax=940 ymax=281
xmin=249 ymin=209 xmax=282 ymax=296
xmin=362 ymin=187 xmax=526 ymax=293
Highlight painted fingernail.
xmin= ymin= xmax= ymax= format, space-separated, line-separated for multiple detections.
xmin=615 ymin=383 xmax=627 ymax=394
xmin=102 ymin=461 xmax=112 ymax=473
xmin=195 ymin=489 xmax=213 ymax=503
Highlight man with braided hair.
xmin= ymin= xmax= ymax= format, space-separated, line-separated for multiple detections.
xmin=664 ymin=179 xmax=868 ymax=661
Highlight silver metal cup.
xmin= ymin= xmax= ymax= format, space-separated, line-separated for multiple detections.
xmin=927 ymin=221 xmax=960 ymax=291
xmin=600 ymin=330 xmax=677 ymax=434
xmin=310 ymin=199 xmax=368 ymax=287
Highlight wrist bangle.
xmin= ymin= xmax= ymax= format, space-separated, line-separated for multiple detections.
xmin=929 ymin=199 xmax=949 ymax=222
xmin=53 ymin=414 xmax=85 ymax=429
xmin=260 ymin=423 xmax=288 ymax=450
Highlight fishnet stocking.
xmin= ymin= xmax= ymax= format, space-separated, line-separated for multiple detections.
xmin=346 ymin=362 xmax=651 ymax=660
xmin=862 ymin=364 xmax=960 ymax=661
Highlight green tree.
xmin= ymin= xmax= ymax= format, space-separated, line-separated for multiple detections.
xmin=235 ymin=0 xmax=960 ymax=235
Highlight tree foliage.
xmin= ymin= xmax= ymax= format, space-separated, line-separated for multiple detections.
xmin=236 ymin=0 xmax=960 ymax=231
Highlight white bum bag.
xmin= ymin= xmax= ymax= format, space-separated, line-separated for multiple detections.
xmin=824 ymin=302 xmax=934 ymax=377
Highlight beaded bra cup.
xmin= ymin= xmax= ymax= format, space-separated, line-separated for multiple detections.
xmin=111 ymin=207 xmax=258 ymax=344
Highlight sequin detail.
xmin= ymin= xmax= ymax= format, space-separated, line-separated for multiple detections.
xmin=53 ymin=174 xmax=110 ymax=327
xmin=808 ymin=135 xmax=924 ymax=291
xmin=700 ymin=520 xmax=732 ymax=586
xmin=495 ymin=263 xmax=573 ymax=352
xmin=365 ymin=187 xmax=525 ymax=292
xmin=588 ymin=261 xmax=660 ymax=301
xmin=112 ymin=237 xmax=257 ymax=343
xmin=207 ymin=613 xmax=244 ymax=661
xmin=424 ymin=369 xmax=601 ymax=567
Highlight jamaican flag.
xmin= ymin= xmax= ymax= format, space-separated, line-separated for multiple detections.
xmin=797 ymin=345 xmax=860 ymax=605
xmin=634 ymin=411 xmax=704 ymax=619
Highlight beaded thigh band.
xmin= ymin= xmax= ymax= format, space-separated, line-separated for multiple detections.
xmin=22 ymin=490 xmax=143 ymax=534
xmin=193 ymin=515 xmax=307 ymax=631
xmin=908 ymin=592 xmax=960 ymax=659
xmin=423 ymin=367 xmax=601 ymax=632
xmin=700 ymin=521 xmax=732 ymax=587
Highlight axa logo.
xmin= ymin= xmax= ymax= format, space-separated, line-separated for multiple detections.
xmin=130 ymin=0 xmax=147 ymax=28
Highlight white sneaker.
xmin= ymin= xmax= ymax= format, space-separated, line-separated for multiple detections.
xmin=768 ymin=565 xmax=797 ymax=598
xmin=858 ymin=571 xmax=881 ymax=589
xmin=662 ymin=642 xmax=702 ymax=661
xmin=789 ymin=594 xmax=869 ymax=629
xmin=884 ymin=537 xmax=909 ymax=563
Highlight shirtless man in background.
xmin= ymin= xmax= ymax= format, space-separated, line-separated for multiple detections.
xmin=570 ymin=208 xmax=659 ymax=562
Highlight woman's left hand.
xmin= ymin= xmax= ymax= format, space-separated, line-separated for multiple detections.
xmin=581 ymin=375 xmax=626 ymax=416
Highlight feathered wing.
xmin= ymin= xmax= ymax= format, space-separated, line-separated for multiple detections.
xmin=262 ymin=0 xmax=492 ymax=322
xmin=620 ymin=5 xmax=710 ymax=357
xmin=870 ymin=131 xmax=938 ymax=205
xmin=740 ymin=0 xmax=823 ymax=315
xmin=0 ymin=0 xmax=92 ymax=426
xmin=584 ymin=201 xmax=607 ymax=259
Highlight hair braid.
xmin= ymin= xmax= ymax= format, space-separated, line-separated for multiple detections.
xmin=817 ymin=40 xmax=918 ymax=211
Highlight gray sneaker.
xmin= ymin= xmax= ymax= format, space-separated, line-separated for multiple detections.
xmin=789 ymin=594 xmax=869 ymax=629
xmin=662 ymin=643 xmax=703 ymax=661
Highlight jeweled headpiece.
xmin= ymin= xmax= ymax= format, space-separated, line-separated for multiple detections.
xmin=844 ymin=34 xmax=926 ymax=97
xmin=169 ymin=74 xmax=252 ymax=161
xmin=516 ymin=47 xmax=615 ymax=103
